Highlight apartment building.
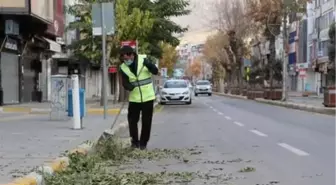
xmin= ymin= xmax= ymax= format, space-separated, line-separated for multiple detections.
xmin=308 ymin=0 xmax=335 ymax=94
xmin=0 ymin=0 xmax=65 ymax=105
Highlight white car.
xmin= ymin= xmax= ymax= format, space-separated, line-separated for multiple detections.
xmin=194 ymin=80 xmax=212 ymax=96
xmin=159 ymin=79 xmax=192 ymax=105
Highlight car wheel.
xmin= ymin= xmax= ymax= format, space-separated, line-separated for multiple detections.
xmin=208 ymin=93 xmax=212 ymax=96
xmin=186 ymin=99 xmax=192 ymax=105
xmin=195 ymin=93 xmax=198 ymax=96
xmin=159 ymin=102 xmax=166 ymax=105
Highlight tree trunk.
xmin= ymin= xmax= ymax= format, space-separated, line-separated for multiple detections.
xmin=268 ymin=35 xmax=276 ymax=91
xmin=236 ymin=60 xmax=243 ymax=94
xmin=219 ymin=78 xmax=224 ymax=93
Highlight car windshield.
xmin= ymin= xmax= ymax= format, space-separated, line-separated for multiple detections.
xmin=196 ymin=81 xmax=210 ymax=85
xmin=164 ymin=81 xmax=187 ymax=88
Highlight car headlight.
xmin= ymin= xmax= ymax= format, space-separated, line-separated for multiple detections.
xmin=182 ymin=91 xmax=189 ymax=94
xmin=161 ymin=91 xmax=167 ymax=95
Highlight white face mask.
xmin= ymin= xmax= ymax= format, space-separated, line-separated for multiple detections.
xmin=124 ymin=59 xmax=133 ymax=66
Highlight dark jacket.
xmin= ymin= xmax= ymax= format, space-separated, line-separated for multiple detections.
xmin=119 ymin=55 xmax=158 ymax=91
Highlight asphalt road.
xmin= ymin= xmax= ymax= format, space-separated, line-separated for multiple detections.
xmin=130 ymin=95 xmax=335 ymax=185
xmin=0 ymin=112 xmax=123 ymax=183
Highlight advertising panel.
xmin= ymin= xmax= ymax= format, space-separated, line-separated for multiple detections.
xmin=0 ymin=0 xmax=28 ymax=14
xmin=46 ymin=0 xmax=64 ymax=36
xmin=30 ymin=0 xmax=53 ymax=23
xmin=0 ymin=0 xmax=26 ymax=7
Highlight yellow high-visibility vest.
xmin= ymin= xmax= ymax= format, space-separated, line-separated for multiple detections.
xmin=120 ymin=55 xmax=155 ymax=103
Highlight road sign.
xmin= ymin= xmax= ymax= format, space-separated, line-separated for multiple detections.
xmin=121 ymin=40 xmax=137 ymax=48
xmin=121 ymin=40 xmax=138 ymax=53
xmin=160 ymin=68 xmax=167 ymax=77
xmin=299 ymin=69 xmax=306 ymax=78
xmin=108 ymin=66 xmax=117 ymax=73
xmin=91 ymin=3 xmax=115 ymax=36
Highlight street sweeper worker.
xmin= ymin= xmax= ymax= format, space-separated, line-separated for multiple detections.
xmin=119 ymin=45 xmax=158 ymax=150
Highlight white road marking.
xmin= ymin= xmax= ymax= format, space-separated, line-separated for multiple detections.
xmin=217 ymin=112 xmax=223 ymax=115
xmin=278 ymin=143 xmax=310 ymax=156
xmin=209 ymin=106 xmax=214 ymax=109
xmin=249 ymin=129 xmax=268 ymax=137
xmin=224 ymin=116 xmax=232 ymax=120
xmin=233 ymin=121 xmax=244 ymax=127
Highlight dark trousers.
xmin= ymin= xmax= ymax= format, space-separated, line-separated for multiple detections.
xmin=127 ymin=100 xmax=154 ymax=146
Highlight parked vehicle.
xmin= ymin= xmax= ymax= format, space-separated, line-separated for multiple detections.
xmin=194 ymin=80 xmax=212 ymax=96
xmin=159 ymin=79 xmax=192 ymax=105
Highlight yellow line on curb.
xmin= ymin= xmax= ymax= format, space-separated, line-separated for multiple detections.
xmin=2 ymin=107 xmax=31 ymax=113
xmin=50 ymin=159 xmax=68 ymax=173
xmin=12 ymin=176 xmax=37 ymax=185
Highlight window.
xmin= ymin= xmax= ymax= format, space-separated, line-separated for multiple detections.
xmin=329 ymin=11 xmax=334 ymax=23
xmin=196 ymin=81 xmax=210 ymax=85
xmin=315 ymin=17 xmax=320 ymax=30
xmin=309 ymin=45 xmax=313 ymax=61
xmin=318 ymin=40 xmax=329 ymax=57
xmin=164 ymin=81 xmax=187 ymax=88
xmin=318 ymin=10 xmax=334 ymax=30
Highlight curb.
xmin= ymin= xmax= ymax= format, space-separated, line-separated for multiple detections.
xmin=0 ymin=107 xmax=125 ymax=115
xmin=213 ymin=92 xmax=247 ymax=100
xmin=214 ymin=92 xmax=335 ymax=115
xmin=1 ymin=102 xmax=159 ymax=185
xmin=255 ymin=98 xmax=336 ymax=115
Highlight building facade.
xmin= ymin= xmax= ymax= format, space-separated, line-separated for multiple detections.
xmin=0 ymin=0 xmax=65 ymax=105
xmin=309 ymin=0 xmax=335 ymax=95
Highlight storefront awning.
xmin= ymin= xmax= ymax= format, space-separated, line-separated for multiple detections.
xmin=43 ymin=37 xmax=61 ymax=53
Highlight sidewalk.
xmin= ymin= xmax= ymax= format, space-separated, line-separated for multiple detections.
xmin=0 ymin=102 xmax=160 ymax=184
xmin=0 ymin=101 xmax=126 ymax=115
xmin=0 ymin=114 xmax=126 ymax=183
xmin=214 ymin=92 xmax=335 ymax=115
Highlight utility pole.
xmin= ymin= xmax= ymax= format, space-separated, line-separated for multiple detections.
xmin=101 ymin=3 xmax=108 ymax=119
xmin=281 ymin=1 xmax=288 ymax=101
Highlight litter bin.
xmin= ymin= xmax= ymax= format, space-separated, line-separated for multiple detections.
xmin=68 ymin=88 xmax=86 ymax=117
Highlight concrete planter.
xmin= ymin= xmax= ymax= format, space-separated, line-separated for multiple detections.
xmin=247 ymin=89 xmax=264 ymax=100
xmin=263 ymin=88 xmax=282 ymax=100
xmin=323 ymin=86 xmax=336 ymax=107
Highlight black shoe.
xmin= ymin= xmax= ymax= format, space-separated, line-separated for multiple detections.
xmin=139 ymin=141 xmax=147 ymax=150
xmin=139 ymin=145 xmax=147 ymax=150
xmin=131 ymin=142 xmax=139 ymax=149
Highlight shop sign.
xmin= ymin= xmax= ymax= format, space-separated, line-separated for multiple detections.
xmin=4 ymin=38 xmax=18 ymax=51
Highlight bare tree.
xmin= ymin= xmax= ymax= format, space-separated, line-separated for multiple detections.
xmin=208 ymin=0 xmax=255 ymax=93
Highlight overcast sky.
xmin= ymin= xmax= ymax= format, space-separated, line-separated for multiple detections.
xmin=170 ymin=0 xmax=214 ymax=32
xmin=170 ymin=0 xmax=217 ymax=44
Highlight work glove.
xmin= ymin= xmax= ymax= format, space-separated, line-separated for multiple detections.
xmin=143 ymin=58 xmax=151 ymax=68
